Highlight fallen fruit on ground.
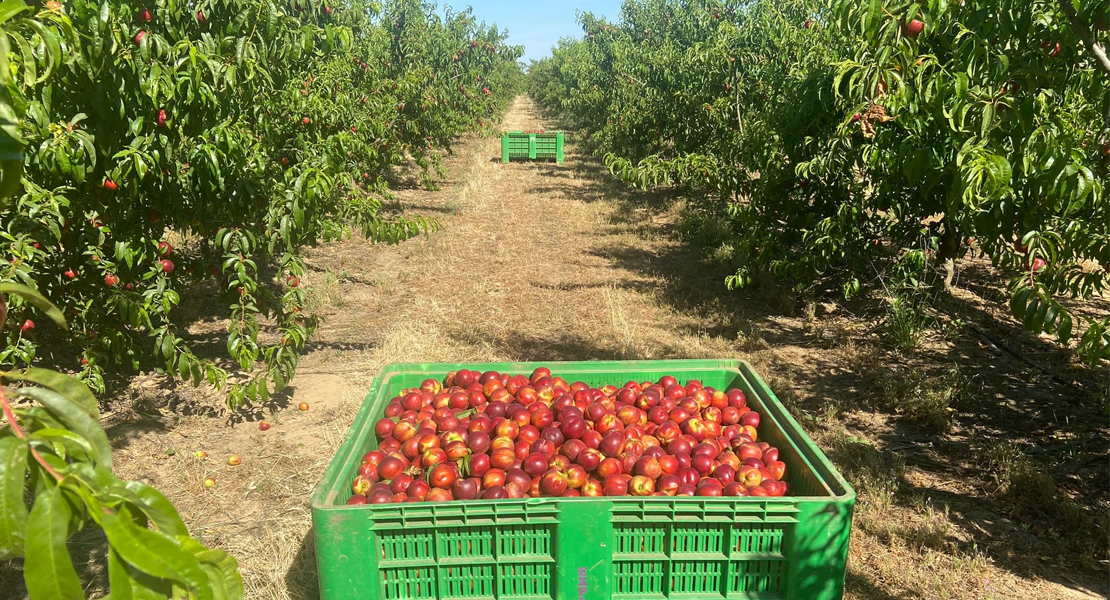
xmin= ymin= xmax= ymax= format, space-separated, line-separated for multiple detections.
xmin=347 ymin=369 xmax=787 ymax=502
xmin=259 ymin=421 xmax=271 ymax=431
xmin=298 ymin=401 xmax=310 ymax=411
xmin=228 ymin=455 xmax=241 ymax=466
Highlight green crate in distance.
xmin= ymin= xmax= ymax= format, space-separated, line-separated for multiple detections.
xmin=501 ymin=131 xmax=564 ymax=163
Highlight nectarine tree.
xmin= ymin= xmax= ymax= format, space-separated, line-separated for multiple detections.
xmin=0 ymin=0 xmax=524 ymax=407
xmin=0 ymin=14 xmax=243 ymax=594
xmin=530 ymin=0 xmax=1109 ymax=363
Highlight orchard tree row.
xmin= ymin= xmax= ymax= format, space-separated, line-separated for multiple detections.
xmin=530 ymin=0 xmax=1110 ymax=363
xmin=0 ymin=4 xmax=252 ymax=597
xmin=1 ymin=0 xmax=524 ymax=407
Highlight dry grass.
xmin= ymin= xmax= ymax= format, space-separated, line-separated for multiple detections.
xmin=5 ymin=96 xmax=1105 ymax=600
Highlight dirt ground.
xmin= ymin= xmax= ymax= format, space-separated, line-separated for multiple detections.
xmin=4 ymin=96 xmax=1106 ymax=600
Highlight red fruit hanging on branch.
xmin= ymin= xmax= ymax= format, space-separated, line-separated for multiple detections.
xmin=901 ymin=19 xmax=924 ymax=38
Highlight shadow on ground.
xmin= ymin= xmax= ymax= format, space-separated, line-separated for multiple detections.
xmin=286 ymin=531 xmax=320 ymax=600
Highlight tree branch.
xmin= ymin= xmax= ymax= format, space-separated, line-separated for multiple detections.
xmin=1058 ymin=0 xmax=1110 ymax=143
xmin=1057 ymin=0 xmax=1110 ymax=75
xmin=734 ymin=80 xmax=744 ymax=135
xmin=0 ymin=385 xmax=66 ymax=482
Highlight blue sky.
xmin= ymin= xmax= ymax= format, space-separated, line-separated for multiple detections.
xmin=459 ymin=1 xmax=624 ymax=63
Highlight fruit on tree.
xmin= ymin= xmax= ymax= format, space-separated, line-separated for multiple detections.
xmin=1041 ymin=40 xmax=1061 ymax=57
xmin=21 ymin=320 xmax=34 ymax=332
xmin=160 ymin=259 xmax=174 ymax=273
xmin=901 ymin=19 xmax=924 ymax=38
xmin=104 ymin=273 xmax=119 ymax=287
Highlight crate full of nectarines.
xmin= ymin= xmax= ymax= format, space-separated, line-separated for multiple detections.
xmin=311 ymin=360 xmax=854 ymax=600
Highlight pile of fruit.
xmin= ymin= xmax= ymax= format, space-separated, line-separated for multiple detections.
xmin=346 ymin=368 xmax=789 ymax=504
xmin=516 ymin=129 xmax=549 ymax=134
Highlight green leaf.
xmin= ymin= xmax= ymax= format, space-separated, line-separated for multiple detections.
xmin=29 ymin=428 xmax=94 ymax=460
xmin=1022 ymin=297 xmax=1043 ymax=331
xmin=980 ymin=103 xmax=994 ymax=138
xmin=24 ymin=486 xmax=83 ymax=600
xmin=16 ymin=387 xmax=112 ymax=469
xmin=0 ymin=283 xmax=67 ymax=330
xmin=123 ymin=480 xmax=188 ymax=537
xmin=0 ymin=0 xmax=30 ymax=26
xmin=6 ymin=368 xmax=98 ymax=418
xmin=107 ymin=549 xmax=172 ymax=600
xmin=0 ymin=436 xmax=28 ymax=559
xmin=1010 ymin=286 xmax=1033 ymax=319
xmin=177 ymin=353 xmax=190 ymax=381
xmin=99 ymin=507 xmax=214 ymax=600
xmin=179 ymin=537 xmax=243 ymax=600
xmin=1058 ymin=312 xmax=1074 ymax=345
xmin=1043 ymin=303 xmax=1059 ymax=333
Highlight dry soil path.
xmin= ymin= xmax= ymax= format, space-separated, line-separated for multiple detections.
xmin=87 ymin=97 xmax=1105 ymax=600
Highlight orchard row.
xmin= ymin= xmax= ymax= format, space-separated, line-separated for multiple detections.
xmin=529 ymin=0 xmax=1109 ymax=362
xmin=348 ymin=368 xmax=789 ymax=504
xmin=1 ymin=0 xmax=523 ymax=406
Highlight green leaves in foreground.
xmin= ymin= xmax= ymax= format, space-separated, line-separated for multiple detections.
xmin=1 ymin=371 xmax=245 ymax=600
xmin=1 ymin=287 xmax=242 ymax=599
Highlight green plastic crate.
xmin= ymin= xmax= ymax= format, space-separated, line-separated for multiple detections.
xmin=311 ymin=360 xmax=855 ymax=600
xmin=500 ymin=131 xmax=564 ymax=163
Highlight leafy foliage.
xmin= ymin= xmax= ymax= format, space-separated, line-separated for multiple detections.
xmin=1 ymin=284 xmax=244 ymax=599
xmin=1 ymin=0 xmax=524 ymax=407
xmin=530 ymin=0 xmax=1109 ymax=363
